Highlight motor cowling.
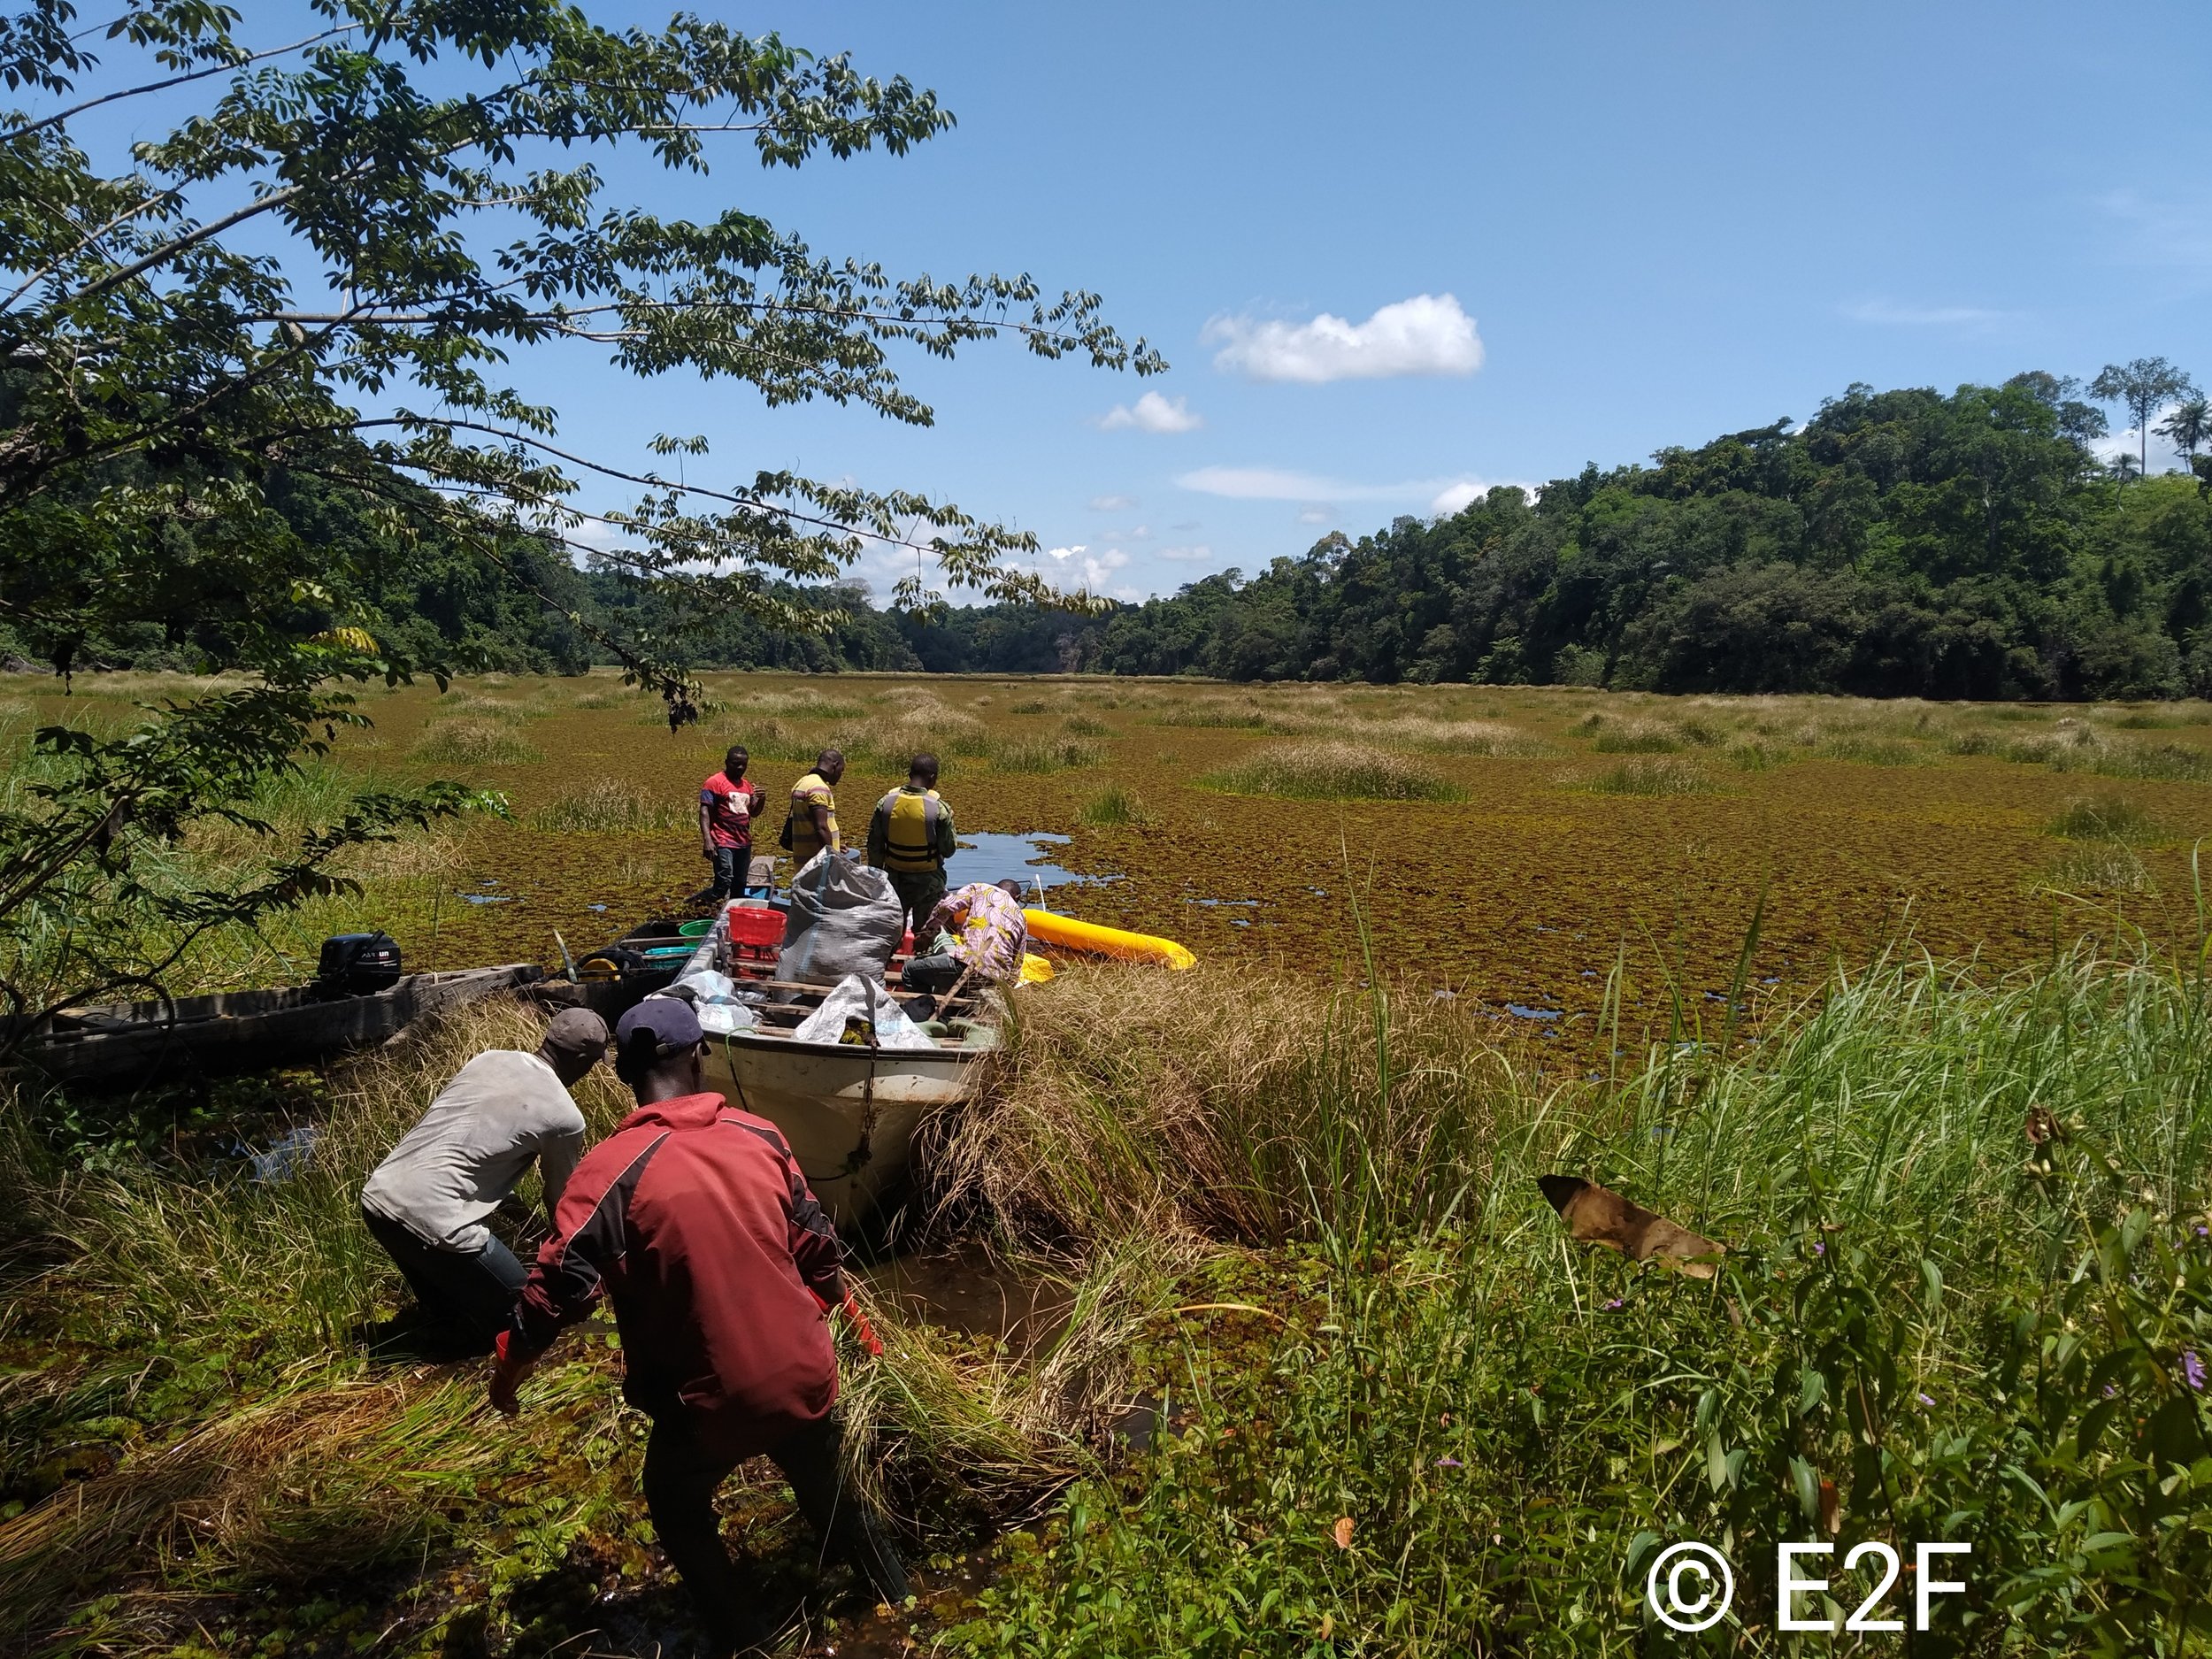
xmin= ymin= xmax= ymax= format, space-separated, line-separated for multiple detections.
xmin=317 ymin=932 xmax=403 ymax=995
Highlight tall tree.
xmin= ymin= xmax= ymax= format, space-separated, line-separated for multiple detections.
xmin=0 ymin=0 xmax=1157 ymax=1025
xmin=2090 ymin=357 xmax=2198 ymax=479
xmin=2155 ymin=396 xmax=2211 ymax=464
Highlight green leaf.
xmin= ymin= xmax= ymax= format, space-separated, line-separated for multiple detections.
xmin=1791 ymin=1455 xmax=1820 ymax=1522
xmin=1798 ymin=1367 xmax=1827 ymax=1416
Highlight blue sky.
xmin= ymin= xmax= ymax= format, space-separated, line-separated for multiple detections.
xmin=71 ymin=1 xmax=2212 ymax=603
xmin=595 ymin=0 xmax=2212 ymax=603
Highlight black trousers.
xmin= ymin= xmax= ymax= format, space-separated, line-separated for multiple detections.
xmin=885 ymin=867 xmax=945 ymax=937
xmin=361 ymin=1202 xmax=525 ymax=1350
xmin=641 ymin=1411 xmax=907 ymax=1649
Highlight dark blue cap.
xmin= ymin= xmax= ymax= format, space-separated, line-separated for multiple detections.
xmin=616 ymin=995 xmax=703 ymax=1059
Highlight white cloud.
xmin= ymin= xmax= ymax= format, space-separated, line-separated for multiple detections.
xmin=1842 ymin=298 xmax=2011 ymax=328
xmin=1176 ymin=466 xmax=1382 ymax=501
xmin=1186 ymin=469 xmax=1531 ymax=519
xmin=1098 ymin=390 xmax=1204 ymax=433
xmin=2093 ymin=426 xmax=2191 ymax=474
xmin=1177 ymin=465 xmax=1528 ymax=517
xmin=1429 ymin=481 xmax=1489 ymax=515
xmin=1205 ymin=293 xmax=1483 ymax=383
xmin=1076 ymin=548 xmax=1129 ymax=589
xmin=1156 ymin=543 xmax=1214 ymax=562
xmin=1046 ymin=543 xmax=1087 ymax=561
xmin=1088 ymin=494 xmax=1137 ymax=511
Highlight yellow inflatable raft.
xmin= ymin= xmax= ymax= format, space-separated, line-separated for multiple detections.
xmin=1023 ymin=909 xmax=1196 ymax=970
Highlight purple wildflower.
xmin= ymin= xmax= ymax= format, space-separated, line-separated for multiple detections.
xmin=1436 ymin=1456 xmax=1463 ymax=1468
xmin=1813 ymin=1241 xmax=1826 ymax=1256
xmin=2185 ymin=1351 xmax=2207 ymax=1393
xmin=1603 ymin=1298 xmax=1625 ymax=1310
xmin=1917 ymin=1393 xmax=1934 ymax=1407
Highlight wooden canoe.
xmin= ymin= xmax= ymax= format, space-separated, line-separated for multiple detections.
xmin=3 ymin=964 xmax=544 ymax=1086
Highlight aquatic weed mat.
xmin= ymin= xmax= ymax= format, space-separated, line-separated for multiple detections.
xmin=14 ymin=670 xmax=2212 ymax=1060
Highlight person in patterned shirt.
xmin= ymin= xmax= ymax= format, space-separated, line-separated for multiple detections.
xmin=902 ymin=878 xmax=1029 ymax=992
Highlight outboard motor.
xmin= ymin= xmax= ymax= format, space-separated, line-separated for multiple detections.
xmin=317 ymin=932 xmax=403 ymax=995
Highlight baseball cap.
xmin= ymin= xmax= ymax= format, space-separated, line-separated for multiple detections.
xmin=615 ymin=995 xmax=703 ymax=1060
xmin=541 ymin=1007 xmax=610 ymax=1060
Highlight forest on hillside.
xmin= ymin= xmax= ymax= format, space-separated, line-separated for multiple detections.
xmin=1088 ymin=373 xmax=2212 ymax=699
xmin=15 ymin=372 xmax=2212 ymax=700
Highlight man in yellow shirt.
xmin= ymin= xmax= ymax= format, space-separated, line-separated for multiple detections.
xmin=865 ymin=753 xmax=956 ymax=935
xmin=782 ymin=749 xmax=844 ymax=869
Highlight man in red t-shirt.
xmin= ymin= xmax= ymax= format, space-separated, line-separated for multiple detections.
xmin=490 ymin=997 xmax=906 ymax=1649
xmin=694 ymin=743 xmax=767 ymax=906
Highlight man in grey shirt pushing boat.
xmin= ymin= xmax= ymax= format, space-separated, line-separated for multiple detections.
xmin=360 ymin=1008 xmax=610 ymax=1352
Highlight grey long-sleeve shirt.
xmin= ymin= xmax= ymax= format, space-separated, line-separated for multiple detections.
xmin=360 ymin=1049 xmax=587 ymax=1253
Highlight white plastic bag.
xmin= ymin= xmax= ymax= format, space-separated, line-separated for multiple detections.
xmin=672 ymin=967 xmax=759 ymax=1036
xmin=791 ymin=972 xmax=936 ymax=1050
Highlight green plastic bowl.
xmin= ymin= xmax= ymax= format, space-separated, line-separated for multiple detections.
xmin=677 ymin=918 xmax=712 ymax=938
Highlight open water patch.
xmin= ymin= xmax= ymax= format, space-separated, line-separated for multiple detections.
xmin=944 ymin=831 xmax=1117 ymax=897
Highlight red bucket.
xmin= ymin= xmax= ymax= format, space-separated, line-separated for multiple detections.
xmin=726 ymin=902 xmax=784 ymax=956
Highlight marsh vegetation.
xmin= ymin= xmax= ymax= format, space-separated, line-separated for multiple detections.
xmin=3 ymin=670 xmax=2211 ymax=1655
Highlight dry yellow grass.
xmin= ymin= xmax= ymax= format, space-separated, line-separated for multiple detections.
xmin=942 ymin=962 xmax=1543 ymax=1247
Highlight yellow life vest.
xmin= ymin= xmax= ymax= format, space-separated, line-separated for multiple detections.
xmin=876 ymin=787 xmax=945 ymax=872
xmin=787 ymin=772 xmax=838 ymax=861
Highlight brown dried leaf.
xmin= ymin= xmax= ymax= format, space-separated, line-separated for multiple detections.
xmin=2025 ymin=1104 xmax=2064 ymax=1146
xmin=1536 ymin=1175 xmax=1726 ymax=1279
xmin=1817 ymin=1478 xmax=1840 ymax=1537
xmin=1331 ymin=1516 xmax=1355 ymax=1550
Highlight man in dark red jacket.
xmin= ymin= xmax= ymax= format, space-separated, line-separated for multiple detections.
xmin=489 ymin=997 xmax=905 ymax=1652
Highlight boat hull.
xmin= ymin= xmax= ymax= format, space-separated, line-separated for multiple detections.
xmin=4 ymin=965 xmax=544 ymax=1085
xmin=702 ymin=1032 xmax=981 ymax=1239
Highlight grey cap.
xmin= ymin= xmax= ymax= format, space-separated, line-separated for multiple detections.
xmin=541 ymin=1006 xmax=611 ymax=1060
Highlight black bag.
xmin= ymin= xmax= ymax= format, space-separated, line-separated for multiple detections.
xmin=778 ymin=810 xmax=795 ymax=851
xmin=316 ymin=932 xmax=403 ymax=995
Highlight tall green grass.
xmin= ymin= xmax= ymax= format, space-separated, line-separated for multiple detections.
xmin=529 ymin=779 xmax=690 ymax=833
xmin=950 ymin=942 xmax=2212 ymax=1656
xmin=0 ymin=1002 xmax=1133 ymax=1648
xmin=1077 ymin=784 xmax=1155 ymax=827
xmin=1585 ymin=756 xmax=1717 ymax=795
xmin=2043 ymin=841 xmax=2157 ymax=893
xmin=1200 ymin=741 xmax=1464 ymax=803
xmin=2049 ymin=794 xmax=2168 ymax=844
xmin=994 ymin=737 xmax=1106 ymax=774
xmin=10 ymin=921 xmax=2212 ymax=1652
xmin=1953 ymin=722 xmax=2212 ymax=784
xmin=408 ymin=718 xmax=542 ymax=765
